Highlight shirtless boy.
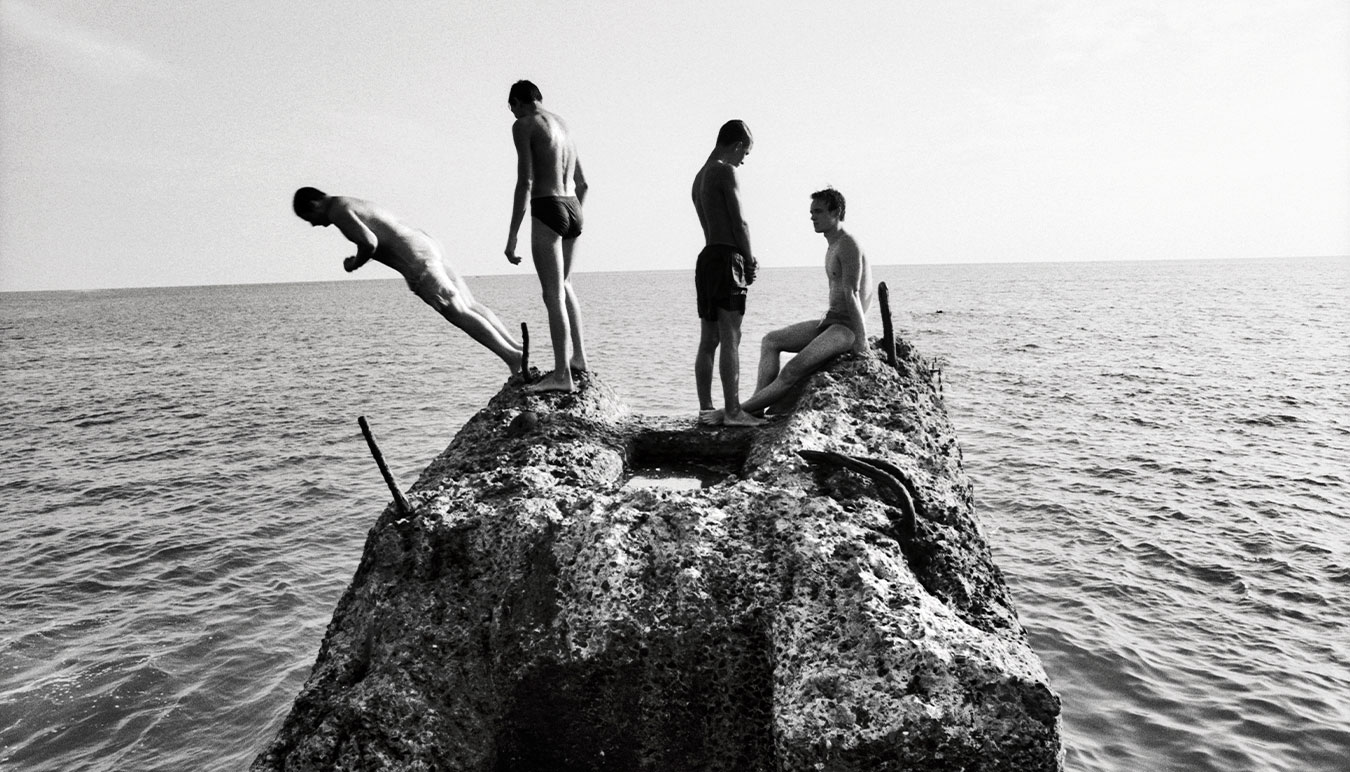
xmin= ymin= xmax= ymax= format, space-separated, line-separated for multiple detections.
xmin=504 ymin=80 xmax=590 ymax=393
xmin=692 ymin=120 xmax=762 ymax=427
xmin=292 ymin=187 xmax=523 ymax=373
xmin=701 ymin=187 xmax=873 ymax=425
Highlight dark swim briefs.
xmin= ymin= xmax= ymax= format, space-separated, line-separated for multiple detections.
xmin=818 ymin=308 xmax=850 ymax=329
xmin=531 ymin=195 xmax=583 ymax=239
xmin=695 ymin=244 xmax=750 ymax=320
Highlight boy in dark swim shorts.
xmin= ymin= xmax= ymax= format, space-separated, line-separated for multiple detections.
xmin=695 ymin=243 xmax=750 ymax=320
xmin=691 ymin=120 xmax=763 ymax=426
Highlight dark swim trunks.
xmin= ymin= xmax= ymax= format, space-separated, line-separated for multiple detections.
xmin=531 ymin=195 xmax=583 ymax=239
xmin=695 ymin=244 xmax=749 ymax=320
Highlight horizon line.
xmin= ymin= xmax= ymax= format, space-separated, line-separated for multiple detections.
xmin=1 ymin=253 xmax=1345 ymax=295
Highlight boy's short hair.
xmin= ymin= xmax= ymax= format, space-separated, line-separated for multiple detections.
xmin=716 ymin=119 xmax=752 ymax=148
xmin=508 ymin=80 xmax=542 ymax=105
xmin=292 ymin=187 xmax=327 ymax=217
xmin=811 ymin=187 xmax=846 ymax=221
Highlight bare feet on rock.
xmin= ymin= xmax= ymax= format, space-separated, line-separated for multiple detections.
xmin=698 ymin=409 xmax=765 ymax=427
xmin=722 ymin=410 xmax=766 ymax=427
xmin=522 ymin=371 xmax=576 ymax=394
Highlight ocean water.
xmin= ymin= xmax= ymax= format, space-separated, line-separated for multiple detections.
xmin=1 ymin=256 xmax=1347 ymax=771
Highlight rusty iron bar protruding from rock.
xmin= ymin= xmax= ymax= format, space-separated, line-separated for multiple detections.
xmin=856 ymin=454 xmax=924 ymax=517
xmin=357 ymin=416 xmax=411 ymax=517
xmin=519 ymin=322 xmax=531 ymax=383
xmin=798 ymin=449 xmax=918 ymax=542
xmin=878 ymin=282 xmax=899 ymax=371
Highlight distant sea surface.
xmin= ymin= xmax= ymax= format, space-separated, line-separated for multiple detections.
xmin=2 ymin=256 xmax=1347 ymax=771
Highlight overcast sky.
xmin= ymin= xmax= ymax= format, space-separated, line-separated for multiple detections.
xmin=1 ymin=0 xmax=1346 ymax=292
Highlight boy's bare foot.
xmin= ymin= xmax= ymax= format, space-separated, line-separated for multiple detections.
xmin=699 ymin=408 xmax=765 ymax=427
xmin=522 ymin=371 xmax=576 ymax=394
xmin=722 ymin=410 xmax=766 ymax=427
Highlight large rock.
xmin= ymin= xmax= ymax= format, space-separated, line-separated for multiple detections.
xmin=253 ymin=341 xmax=1063 ymax=771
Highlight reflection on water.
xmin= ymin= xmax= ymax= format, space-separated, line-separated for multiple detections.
xmin=624 ymin=473 xmax=706 ymax=491
xmin=622 ymin=461 xmax=732 ymax=492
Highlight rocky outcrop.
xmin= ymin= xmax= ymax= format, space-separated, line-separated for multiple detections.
xmin=253 ymin=341 xmax=1062 ymax=771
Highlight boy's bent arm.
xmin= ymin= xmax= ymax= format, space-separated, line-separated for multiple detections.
xmin=331 ymin=208 xmax=378 ymax=272
xmin=573 ymin=158 xmax=588 ymax=204
xmin=714 ymin=167 xmax=755 ymax=280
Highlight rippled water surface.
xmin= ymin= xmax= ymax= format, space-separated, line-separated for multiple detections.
xmin=2 ymin=257 xmax=1347 ymax=770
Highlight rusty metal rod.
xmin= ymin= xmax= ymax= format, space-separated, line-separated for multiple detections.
xmin=879 ymin=282 xmax=898 ymax=370
xmin=798 ymin=449 xmax=919 ymax=542
xmin=357 ymin=415 xmax=411 ymax=517
xmin=520 ymin=322 xmax=530 ymax=382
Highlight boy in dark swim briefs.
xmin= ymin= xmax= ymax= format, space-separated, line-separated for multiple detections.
xmin=692 ymin=120 xmax=762 ymax=427
xmin=504 ymin=80 xmax=590 ymax=394
xmin=530 ymin=195 xmax=583 ymax=240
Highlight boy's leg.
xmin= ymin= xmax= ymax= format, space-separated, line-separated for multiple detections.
xmin=560 ymin=237 xmax=588 ymax=372
xmin=716 ymin=308 xmax=763 ymax=426
xmin=525 ymin=222 xmax=575 ymax=392
xmin=469 ymin=299 xmax=521 ymax=349
xmin=741 ymin=324 xmax=854 ymax=415
xmin=695 ymin=319 xmax=720 ymax=412
xmin=755 ymin=320 xmax=821 ymax=392
xmin=422 ymin=287 xmax=523 ymax=374
xmin=451 ymin=277 xmax=521 ymax=351
xmin=700 ymin=318 xmax=821 ymax=425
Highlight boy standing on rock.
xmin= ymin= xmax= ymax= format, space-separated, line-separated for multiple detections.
xmin=503 ymin=79 xmax=591 ymax=394
xmin=692 ymin=120 xmax=762 ymax=427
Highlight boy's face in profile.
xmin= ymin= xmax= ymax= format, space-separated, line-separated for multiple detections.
xmin=810 ymin=200 xmax=839 ymax=233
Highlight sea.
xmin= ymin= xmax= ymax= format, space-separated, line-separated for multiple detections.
xmin=1 ymin=256 xmax=1347 ymax=771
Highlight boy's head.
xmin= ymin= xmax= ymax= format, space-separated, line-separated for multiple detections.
xmin=292 ymin=187 xmax=328 ymax=225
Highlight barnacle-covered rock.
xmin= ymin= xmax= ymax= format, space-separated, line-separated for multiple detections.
xmin=254 ymin=345 xmax=1062 ymax=771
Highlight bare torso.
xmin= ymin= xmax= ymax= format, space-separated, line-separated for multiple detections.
xmin=825 ymin=232 xmax=874 ymax=314
xmin=692 ymin=159 xmax=748 ymax=253
xmin=328 ymin=196 xmax=461 ymax=284
xmin=516 ymin=109 xmax=580 ymax=199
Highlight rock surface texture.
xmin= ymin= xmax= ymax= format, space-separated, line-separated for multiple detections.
xmin=253 ymin=343 xmax=1063 ymax=771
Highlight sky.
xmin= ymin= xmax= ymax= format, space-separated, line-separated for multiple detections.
xmin=1 ymin=0 xmax=1347 ymax=292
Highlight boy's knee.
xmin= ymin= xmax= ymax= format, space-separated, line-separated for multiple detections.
xmin=435 ymin=293 xmax=469 ymax=319
xmin=779 ymin=357 xmax=809 ymax=383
